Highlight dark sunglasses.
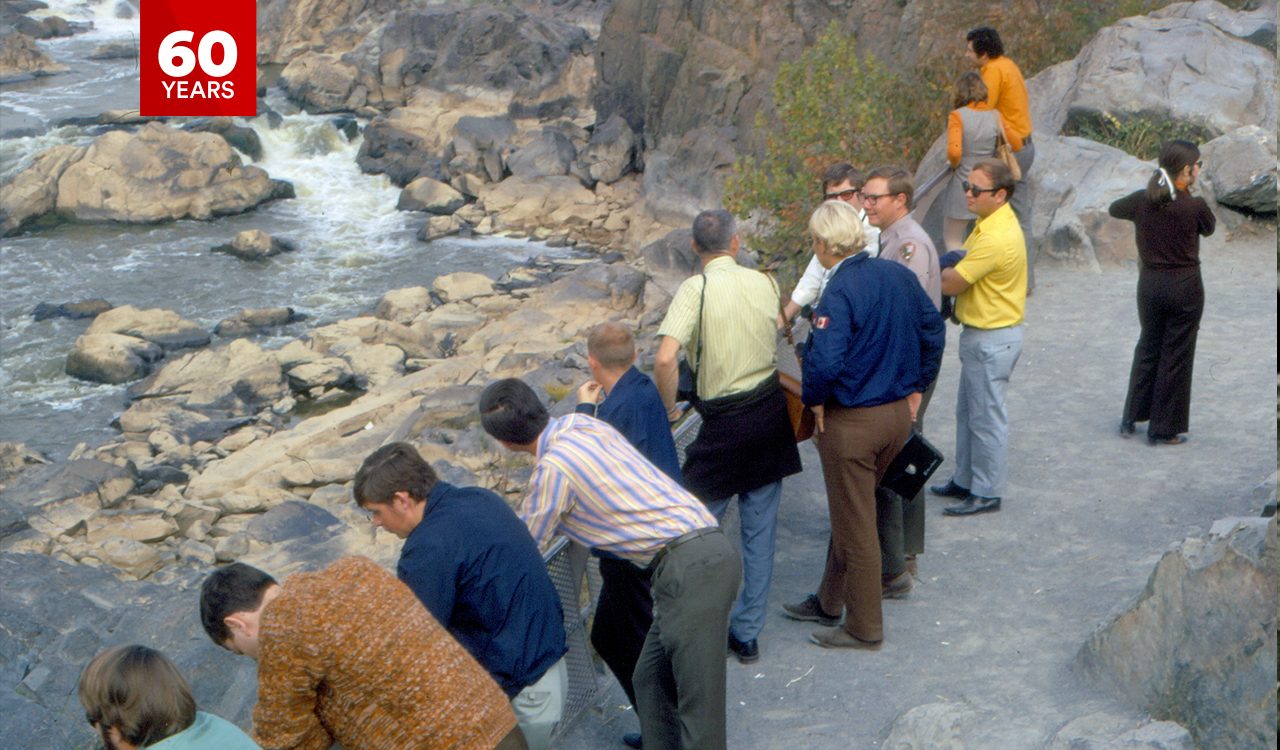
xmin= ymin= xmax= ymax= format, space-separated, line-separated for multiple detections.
xmin=823 ymin=188 xmax=860 ymax=201
xmin=961 ymin=180 xmax=999 ymax=197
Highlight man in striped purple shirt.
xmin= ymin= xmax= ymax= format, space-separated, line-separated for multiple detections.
xmin=480 ymin=378 xmax=741 ymax=750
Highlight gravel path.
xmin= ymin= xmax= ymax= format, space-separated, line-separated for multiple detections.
xmin=557 ymin=220 xmax=1277 ymax=749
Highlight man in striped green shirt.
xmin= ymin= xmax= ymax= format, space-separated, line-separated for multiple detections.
xmin=653 ymin=209 xmax=803 ymax=665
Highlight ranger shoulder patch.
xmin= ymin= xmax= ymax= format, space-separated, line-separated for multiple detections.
xmin=899 ymin=243 xmax=915 ymax=261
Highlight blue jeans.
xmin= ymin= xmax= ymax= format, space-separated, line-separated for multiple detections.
xmin=704 ymin=480 xmax=782 ymax=642
xmin=952 ymin=325 xmax=1023 ymax=498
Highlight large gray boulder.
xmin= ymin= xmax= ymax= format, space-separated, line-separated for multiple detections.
xmin=507 ymin=129 xmax=577 ymax=179
xmin=641 ymin=127 xmax=737 ymax=226
xmin=582 ymin=114 xmax=637 ymax=185
xmin=278 ymin=51 xmax=361 ymax=113
xmin=126 ymin=338 xmax=290 ymax=416
xmin=352 ymin=5 xmax=593 ymax=110
xmin=257 ymin=0 xmax=400 ymax=64
xmin=640 ymin=227 xmax=697 ymax=295
xmin=1029 ymin=136 xmax=1155 ymax=269
xmin=1200 ymin=126 xmax=1277 ymax=214
xmin=0 ymin=144 xmax=85 ymax=236
xmin=477 ymin=174 xmax=605 ymax=232
xmin=0 ymin=30 xmax=67 ymax=82
xmin=356 ymin=117 xmax=446 ymax=187
xmin=0 ymin=458 xmax=135 ymax=540
xmin=1076 ymin=517 xmax=1277 ymax=750
xmin=1030 ymin=2 xmax=1277 ymax=139
xmin=49 ymin=124 xmax=293 ymax=225
xmin=546 ymin=262 xmax=647 ymax=312
xmin=65 ymin=332 xmax=164 ymax=384
xmin=446 ymin=116 xmax=517 ymax=184
xmin=84 ymin=305 xmax=210 ymax=352
xmin=397 ymin=176 xmax=466 ymax=214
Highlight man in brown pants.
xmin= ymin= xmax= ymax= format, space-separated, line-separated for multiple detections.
xmin=782 ymin=200 xmax=945 ymax=648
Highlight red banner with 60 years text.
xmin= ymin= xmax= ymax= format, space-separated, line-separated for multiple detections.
xmin=140 ymin=0 xmax=256 ymax=116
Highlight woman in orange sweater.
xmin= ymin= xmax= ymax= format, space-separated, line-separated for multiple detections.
xmin=941 ymin=72 xmax=1021 ymax=252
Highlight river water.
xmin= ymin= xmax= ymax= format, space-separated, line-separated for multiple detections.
xmin=0 ymin=0 xmax=570 ymax=459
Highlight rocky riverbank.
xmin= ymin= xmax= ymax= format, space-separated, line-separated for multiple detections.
xmin=0 ymin=1 xmax=1275 ymax=748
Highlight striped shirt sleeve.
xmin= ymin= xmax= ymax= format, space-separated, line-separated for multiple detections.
xmin=522 ymin=459 xmax=573 ymax=550
xmin=656 ymin=275 xmax=704 ymax=348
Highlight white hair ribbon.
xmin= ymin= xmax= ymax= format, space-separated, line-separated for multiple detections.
xmin=1157 ymin=168 xmax=1176 ymax=200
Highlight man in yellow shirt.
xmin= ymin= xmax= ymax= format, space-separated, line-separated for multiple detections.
xmin=966 ymin=26 xmax=1037 ymax=292
xmin=934 ymin=159 xmax=1026 ymax=517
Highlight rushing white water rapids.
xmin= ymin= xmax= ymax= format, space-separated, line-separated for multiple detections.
xmin=0 ymin=1 xmax=575 ymax=458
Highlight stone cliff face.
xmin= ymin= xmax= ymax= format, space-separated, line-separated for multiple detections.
xmin=594 ymin=0 xmax=940 ymax=158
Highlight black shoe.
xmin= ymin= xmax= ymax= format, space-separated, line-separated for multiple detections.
xmin=1148 ymin=434 xmax=1188 ymax=446
xmin=622 ymin=732 xmax=642 ymax=749
xmin=728 ymin=634 xmax=759 ymax=664
xmin=1119 ymin=420 xmax=1135 ymax=438
xmin=942 ymin=495 xmax=1001 ymax=516
xmin=929 ymin=480 xmax=970 ymax=499
xmin=781 ymin=594 xmax=840 ymax=626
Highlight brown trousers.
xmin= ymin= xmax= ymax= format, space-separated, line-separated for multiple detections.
xmin=814 ymin=399 xmax=911 ymax=642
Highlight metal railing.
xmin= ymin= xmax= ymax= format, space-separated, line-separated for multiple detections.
xmin=543 ymin=536 xmax=600 ymax=740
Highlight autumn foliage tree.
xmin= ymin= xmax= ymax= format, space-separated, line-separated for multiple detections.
xmin=724 ymin=25 xmax=942 ymax=287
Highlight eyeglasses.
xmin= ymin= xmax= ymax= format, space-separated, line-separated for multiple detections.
xmin=961 ymin=180 xmax=999 ymax=197
xmin=860 ymin=192 xmax=895 ymax=204
xmin=824 ymin=188 xmax=860 ymax=201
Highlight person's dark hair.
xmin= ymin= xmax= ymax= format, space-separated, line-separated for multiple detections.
xmin=1146 ymin=139 xmax=1200 ymax=205
xmin=354 ymin=442 xmax=438 ymax=507
xmin=952 ymin=71 xmax=989 ymax=109
xmin=79 ymin=645 xmax=196 ymax=748
xmin=587 ymin=321 xmax=636 ymax=371
xmin=821 ymin=162 xmax=865 ymax=191
xmin=200 ymin=563 xmax=278 ymax=645
xmin=866 ymin=166 xmax=915 ymax=209
xmin=479 ymin=378 xmax=550 ymax=445
xmin=691 ymin=209 xmax=736 ymax=254
xmin=967 ymin=27 xmax=1004 ymax=58
xmin=970 ymin=158 xmax=1016 ymax=201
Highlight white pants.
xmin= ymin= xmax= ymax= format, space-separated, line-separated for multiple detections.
xmin=511 ymin=657 xmax=568 ymax=750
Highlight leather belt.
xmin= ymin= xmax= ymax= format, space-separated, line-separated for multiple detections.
xmin=647 ymin=526 xmax=722 ymax=574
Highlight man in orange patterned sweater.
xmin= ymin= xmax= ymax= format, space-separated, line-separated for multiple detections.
xmin=199 ymin=556 xmax=526 ymax=750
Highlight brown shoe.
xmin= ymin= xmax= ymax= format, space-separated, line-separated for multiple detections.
xmin=809 ymin=627 xmax=882 ymax=650
xmin=881 ymin=571 xmax=913 ymax=599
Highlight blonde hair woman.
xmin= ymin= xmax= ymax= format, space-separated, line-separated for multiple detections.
xmin=781 ymin=200 xmax=944 ymax=651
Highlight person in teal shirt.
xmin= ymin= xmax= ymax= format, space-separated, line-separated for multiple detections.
xmin=79 ymin=644 xmax=258 ymax=750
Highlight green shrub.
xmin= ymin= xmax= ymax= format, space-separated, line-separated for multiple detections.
xmin=724 ymin=24 xmax=942 ymax=286
xmin=1063 ymin=111 xmax=1216 ymax=160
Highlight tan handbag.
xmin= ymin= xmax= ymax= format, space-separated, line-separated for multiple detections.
xmin=995 ymin=116 xmax=1022 ymax=181
xmin=778 ymin=371 xmax=815 ymax=443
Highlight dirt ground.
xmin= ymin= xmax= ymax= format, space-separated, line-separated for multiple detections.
xmin=555 ymin=220 xmax=1278 ymax=749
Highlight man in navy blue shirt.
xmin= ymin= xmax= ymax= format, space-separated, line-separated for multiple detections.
xmin=353 ymin=442 xmax=568 ymax=750
xmin=575 ymin=321 xmax=681 ymax=750
xmin=576 ymin=322 xmax=682 ymax=482
xmin=782 ymin=200 xmax=944 ymax=651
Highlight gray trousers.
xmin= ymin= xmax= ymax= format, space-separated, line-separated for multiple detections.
xmin=633 ymin=530 xmax=741 ymax=750
xmin=1011 ymin=138 xmax=1036 ymax=290
xmin=950 ymin=325 xmax=1023 ymax=498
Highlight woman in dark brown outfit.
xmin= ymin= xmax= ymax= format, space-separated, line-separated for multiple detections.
xmin=1109 ymin=140 xmax=1216 ymax=445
